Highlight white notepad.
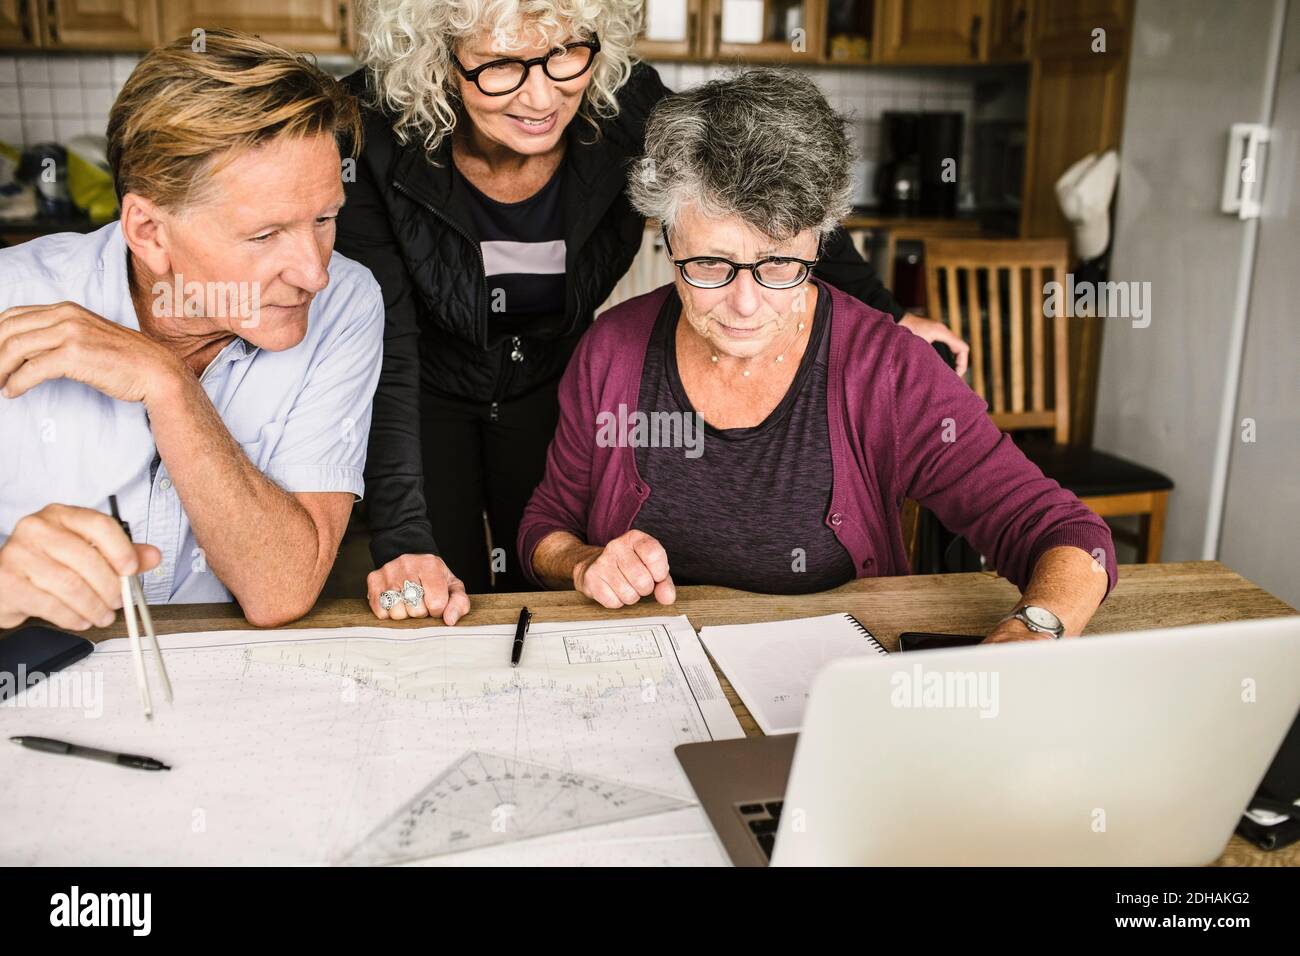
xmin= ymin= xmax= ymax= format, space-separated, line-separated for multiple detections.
xmin=698 ymin=613 xmax=889 ymax=735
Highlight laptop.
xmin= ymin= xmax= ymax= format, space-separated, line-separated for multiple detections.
xmin=675 ymin=616 xmax=1300 ymax=866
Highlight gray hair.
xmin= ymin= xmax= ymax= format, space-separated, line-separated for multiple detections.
xmin=627 ymin=68 xmax=854 ymax=242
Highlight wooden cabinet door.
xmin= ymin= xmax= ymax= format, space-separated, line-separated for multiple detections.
xmin=1034 ymin=0 xmax=1128 ymax=57
xmin=986 ymin=0 xmax=1031 ymax=61
xmin=1020 ymin=0 xmax=1131 ymax=239
xmin=40 ymin=0 xmax=158 ymax=50
xmin=875 ymin=0 xmax=982 ymax=64
xmin=0 ymin=0 xmax=39 ymax=47
xmin=160 ymin=1 xmax=353 ymax=54
xmin=1020 ymin=0 xmax=1133 ymax=444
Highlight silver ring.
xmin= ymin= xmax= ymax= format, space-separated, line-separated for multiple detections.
xmin=401 ymin=579 xmax=425 ymax=608
xmin=379 ymin=589 xmax=401 ymax=611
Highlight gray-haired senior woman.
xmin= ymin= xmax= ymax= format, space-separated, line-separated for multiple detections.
xmin=337 ymin=0 xmax=967 ymax=623
xmin=520 ymin=70 xmax=1116 ymax=643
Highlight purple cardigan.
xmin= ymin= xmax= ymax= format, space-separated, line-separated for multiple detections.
xmin=518 ymin=280 xmax=1117 ymax=596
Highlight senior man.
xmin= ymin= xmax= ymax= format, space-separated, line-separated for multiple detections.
xmin=0 ymin=30 xmax=390 ymax=630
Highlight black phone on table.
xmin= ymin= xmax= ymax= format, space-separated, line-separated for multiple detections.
xmin=0 ymin=625 xmax=95 ymax=701
xmin=897 ymin=631 xmax=985 ymax=652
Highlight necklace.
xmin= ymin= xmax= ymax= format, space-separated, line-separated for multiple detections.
xmin=711 ymin=319 xmax=808 ymax=377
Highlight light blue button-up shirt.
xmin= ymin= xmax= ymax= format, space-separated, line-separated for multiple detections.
xmin=0 ymin=223 xmax=384 ymax=603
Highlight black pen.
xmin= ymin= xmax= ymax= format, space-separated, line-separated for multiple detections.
xmin=510 ymin=607 xmax=532 ymax=668
xmin=10 ymin=736 xmax=171 ymax=771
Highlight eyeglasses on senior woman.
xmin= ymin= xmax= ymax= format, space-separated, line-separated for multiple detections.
xmin=452 ymin=36 xmax=601 ymax=96
xmin=661 ymin=225 xmax=819 ymax=290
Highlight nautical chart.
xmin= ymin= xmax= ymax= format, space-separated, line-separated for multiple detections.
xmin=0 ymin=617 xmax=742 ymax=865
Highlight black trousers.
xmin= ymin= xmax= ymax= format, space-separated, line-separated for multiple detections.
xmin=418 ymin=382 xmax=561 ymax=593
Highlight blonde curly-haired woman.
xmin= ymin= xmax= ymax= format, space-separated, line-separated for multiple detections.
xmin=337 ymin=0 xmax=964 ymax=621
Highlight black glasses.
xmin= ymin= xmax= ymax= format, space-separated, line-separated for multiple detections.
xmin=452 ymin=36 xmax=601 ymax=96
xmin=661 ymin=226 xmax=818 ymax=290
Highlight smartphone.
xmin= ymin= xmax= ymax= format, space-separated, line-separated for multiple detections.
xmin=0 ymin=625 xmax=94 ymax=701
xmin=897 ymin=631 xmax=985 ymax=653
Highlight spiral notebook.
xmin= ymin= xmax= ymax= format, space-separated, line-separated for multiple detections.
xmin=698 ymin=613 xmax=889 ymax=735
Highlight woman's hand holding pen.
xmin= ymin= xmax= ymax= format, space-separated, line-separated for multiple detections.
xmin=0 ymin=503 xmax=161 ymax=631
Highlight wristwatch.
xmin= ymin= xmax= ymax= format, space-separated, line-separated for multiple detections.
xmin=1007 ymin=605 xmax=1065 ymax=639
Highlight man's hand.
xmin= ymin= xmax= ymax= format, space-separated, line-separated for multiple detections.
xmin=0 ymin=504 xmax=161 ymax=631
xmin=0 ymin=302 xmax=185 ymax=404
xmin=367 ymin=553 xmax=470 ymax=625
xmin=899 ymin=313 xmax=970 ymax=377
xmin=573 ymin=530 xmax=676 ymax=609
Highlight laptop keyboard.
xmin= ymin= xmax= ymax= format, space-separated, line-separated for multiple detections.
xmin=736 ymin=800 xmax=783 ymax=860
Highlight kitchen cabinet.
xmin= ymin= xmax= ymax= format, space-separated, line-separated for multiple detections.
xmin=639 ymin=0 xmax=1033 ymax=65
xmin=160 ymin=1 xmax=353 ymax=55
xmin=1033 ymin=0 xmax=1128 ymax=58
xmin=1020 ymin=0 xmax=1131 ymax=240
xmin=986 ymin=0 xmax=1030 ymax=61
xmin=639 ymin=0 xmax=825 ymax=64
xmin=1020 ymin=0 xmax=1133 ymax=445
xmin=0 ymin=0 xmax=349 ymax=51
xmin=874 ymin=0 xmax=983 ymax=64
xmin=0 ymin=0 xmax=37 ymax=46
xmin=39 ymin=0 xmax=158 ymax=50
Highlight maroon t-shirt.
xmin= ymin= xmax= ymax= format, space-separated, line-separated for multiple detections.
xmin=631 ymin=288 xmax=856 ymax=593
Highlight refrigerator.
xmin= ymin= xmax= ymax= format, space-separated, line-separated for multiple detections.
xmin=1094 ymin=0 xmax=1300 ymax=605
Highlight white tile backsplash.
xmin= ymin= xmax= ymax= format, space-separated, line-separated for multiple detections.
xmin=110 ymin=55 xmax=138 ymax=86
xmin=0 ymin=51 xmax=134 ymax=146
xmin=0 ymin=118 xmax=23 ymax=145
xmin=22 ymin=117 xmax=55 ymax=144
xmin=55 ymin=117 xmax=97 ymax=141
xmin=52 ymin=86 xmax=83 ymax=117
xmin=18 ymin=84 xmax=52 ymax=115
xmin=48 ymin=58 xmax=81 ymax=86
xmin=82 ymin=86 xmax=116 ymax=116
xmin=16 ymin=55 xmax=48 ymax=86
xmin=77 ymin=56 xmax=114 ymax=88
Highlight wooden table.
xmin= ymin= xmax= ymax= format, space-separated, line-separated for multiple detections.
xmin=75 ymin=559 xmax=1298 ymax=867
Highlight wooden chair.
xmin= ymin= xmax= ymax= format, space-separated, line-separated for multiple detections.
xmin=921 ymin=238 xmax=1172 ymax=563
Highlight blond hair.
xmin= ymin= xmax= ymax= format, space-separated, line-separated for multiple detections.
xmin=107 ymin=29 xmax=362 ymax=210
xmin=356 ymin=0 xmax=642 ymax=157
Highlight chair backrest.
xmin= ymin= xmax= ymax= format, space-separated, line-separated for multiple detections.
xmin=923 ymin=238 xmax=1071 ymax=444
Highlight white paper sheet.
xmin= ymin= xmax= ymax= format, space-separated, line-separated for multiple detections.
xmin=0 ymin=616 xmax=742 ymax=865
xmin=699 ymin=613 xmax=887 ymax=735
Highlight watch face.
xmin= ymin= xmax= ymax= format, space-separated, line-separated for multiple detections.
xmin=1023 ymin=606 xmax=1060 ymax=630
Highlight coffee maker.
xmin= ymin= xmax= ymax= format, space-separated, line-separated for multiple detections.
xmin=875 ymin=111 xmax=964 ymax=217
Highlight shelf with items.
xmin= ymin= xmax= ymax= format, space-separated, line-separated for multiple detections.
xmin=824 ymin=0 xmax=873 ymax=64
xmin=637 ymin=0 xmax=1033 ymax=66
xmin=640 ymin=0 xmax=826 ymax=65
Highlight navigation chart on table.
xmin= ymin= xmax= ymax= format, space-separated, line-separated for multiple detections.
xmin=0 ymin=617 xmax=742 ymax=865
